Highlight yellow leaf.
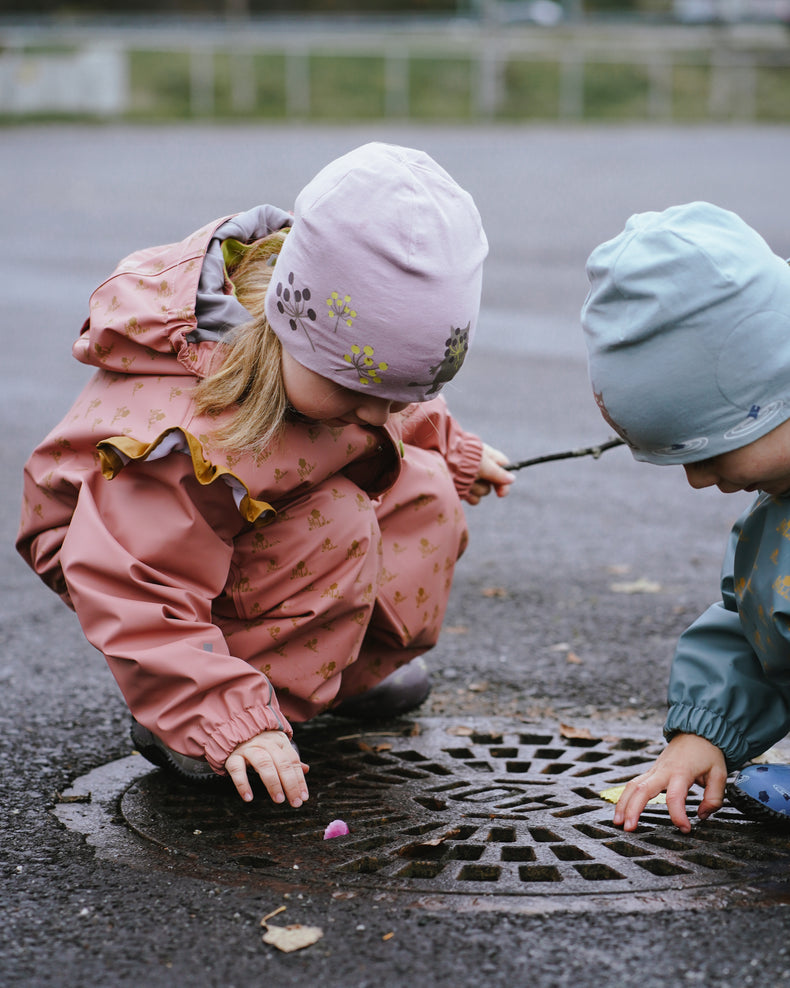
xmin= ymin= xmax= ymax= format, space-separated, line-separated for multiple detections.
xmin=481 ymin=586 xmax=508 ymax=598
xmin=599 ymin=785 xmax=666 ymax=805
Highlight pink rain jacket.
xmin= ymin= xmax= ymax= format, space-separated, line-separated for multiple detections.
xmin=17 ymin=213 xmax=483 ymax=773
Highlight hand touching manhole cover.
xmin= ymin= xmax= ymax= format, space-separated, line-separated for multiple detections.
xmin=57 ymin=718 xmax=790 ymax=909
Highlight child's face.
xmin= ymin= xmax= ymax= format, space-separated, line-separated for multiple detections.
xmin=281 ymin=349 xmax=407 ymax=427
xmin=683 ymin=417 xmax=790 ymax=497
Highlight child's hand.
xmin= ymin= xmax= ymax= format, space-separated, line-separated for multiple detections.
xmin=466 ymin=443 xmax=514 ymax=505
xmin=613 ymin=733 xmax=727 ymax=833
xmin=225 ymin=730 xmax=310 ymax=807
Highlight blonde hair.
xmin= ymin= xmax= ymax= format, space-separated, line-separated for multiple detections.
xmin=193 ymin=230 xmax=290 ymax=453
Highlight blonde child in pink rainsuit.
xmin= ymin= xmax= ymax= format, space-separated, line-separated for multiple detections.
xmin=16 ymin=143 xmax=512 ymax=809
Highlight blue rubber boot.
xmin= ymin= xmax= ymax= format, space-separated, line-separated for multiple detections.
xmin=727 ymin=763 xmax=790 ymax=824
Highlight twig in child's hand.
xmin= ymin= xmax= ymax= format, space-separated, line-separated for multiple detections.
xmin=505 ymin=437 xmax=625 ymax=472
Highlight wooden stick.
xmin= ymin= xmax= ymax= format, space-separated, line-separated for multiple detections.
xmin=506 ymin=437 xmax=625 ymax=472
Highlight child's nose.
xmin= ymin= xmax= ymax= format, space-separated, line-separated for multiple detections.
xmin=354 ymin=397 xmax=393 ymax=427
xmin=683 ymin=462 xmax=717 ymax=489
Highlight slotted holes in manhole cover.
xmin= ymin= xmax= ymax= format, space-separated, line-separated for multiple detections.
xmin=113 ymin=718 xmax=790 ymax=902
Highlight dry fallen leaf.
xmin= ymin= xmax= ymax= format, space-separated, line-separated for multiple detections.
xmin=599 ymin=785 xmax=666 ymax=805
xmin=398 ymin=829 xmax=461 ymax=855
xmin=445 ymin=725 xmax=474 ymax=736
xmin=260 ymin=907 xmax=323 ymax=953
xmin=357 ymin=740 xmax=393 ymax=754
xmin=751 ymin=746 xmax=790 ymax=764
xmin=481 ymin=586 xmax=508 ymax=598
xmin=565 ymin=651 xmax=583 ymax=665
xmin=382 ymin=932 xmax=395 ymax=941
xmin=560 ymin=723 xmax=593 ymax=740
xmin=610 ymin=578 xmax=662 ymax=594
xmin=262 ymin=924 xmax=324 ymax=953
xmin=466 ymin=681 xmax=489 ymax=693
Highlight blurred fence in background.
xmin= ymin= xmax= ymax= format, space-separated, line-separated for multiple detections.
xmin=1 ymin=18 xmax=789 ymax=122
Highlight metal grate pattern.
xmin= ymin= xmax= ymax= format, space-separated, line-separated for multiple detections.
xmin=117 ymin=718 xmax=790 ymax=900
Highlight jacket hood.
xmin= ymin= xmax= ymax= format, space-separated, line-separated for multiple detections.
xmin=73 ymin=206 xmax=292 ymax=379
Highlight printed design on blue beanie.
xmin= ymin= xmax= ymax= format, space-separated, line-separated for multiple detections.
xmin=342 ymin=344 xmax=389 ymax=387
xmin=650 ymin=437 xmax=710 ymax=458
xmin=326 ymin=292 xmax=357 ymax=333
xmin=723 ymin=400 xmax=784 ymax=441
xmin=409 ymin=323 xmax=471 ymax=396
xmin=274 ymin=272 xmax=317 ymax=350
xmin=595 ymin=387 xmax=711 ymax=460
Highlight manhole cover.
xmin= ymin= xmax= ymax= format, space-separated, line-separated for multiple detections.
xmin=56 ymin=717 xmax=790 ymax=913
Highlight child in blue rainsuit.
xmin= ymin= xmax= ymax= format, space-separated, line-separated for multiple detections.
xmin=582 ymin=201 xmax=790 ymax=832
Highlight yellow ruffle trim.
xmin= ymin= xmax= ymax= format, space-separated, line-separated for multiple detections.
xmin=97 ymin=428 xmax=276 ymax=526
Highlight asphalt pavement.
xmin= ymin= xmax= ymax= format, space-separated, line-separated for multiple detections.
xmin=3 ymin=122 xmax=790 ymax=987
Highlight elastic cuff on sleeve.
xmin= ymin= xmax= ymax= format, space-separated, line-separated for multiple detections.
xmin=664 ymin=702 xmax=751 ymax=770
xmin=453 ymin=434 xmax=484 ymax=500
xmin=203 ymin=704 xmax=293 ymax=773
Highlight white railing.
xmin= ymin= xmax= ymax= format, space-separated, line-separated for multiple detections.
xmin=0 ymin=18 xmax=788 ymax=121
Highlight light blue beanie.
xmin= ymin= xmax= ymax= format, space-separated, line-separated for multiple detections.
xmin=581 ymin=201 xmax=790 ymax=465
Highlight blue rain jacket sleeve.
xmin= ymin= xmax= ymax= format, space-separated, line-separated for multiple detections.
xmin=665 ymin=495 xmax=790 ymax=770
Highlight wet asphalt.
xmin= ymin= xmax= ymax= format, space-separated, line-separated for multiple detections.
xmin=3 ymin=123 xmax=790 ymax=986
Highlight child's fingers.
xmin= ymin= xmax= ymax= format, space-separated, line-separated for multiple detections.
xmin=249 ymin=754 xmax=297 ymax=806
xmin=613 ymin=777 xmax=655 ymax=831
xmin=697 ymin=767 xmax=726 ymax=821
xmin=225 ymin=751 xmax=256 ymax=803
xmin=248 ymin=747 xmax=309 ymax=808
xmin=273 ymin=752 xmax=310 ymax=807
xmin=483 ymin=443 xmax=510 ymax=466
xmin=225 ymin=733 xmax=310 ymax=807
xmin=664 ymin=778 xmax=694 ymax=833
xmin=493 ymin=473 xmax=514 ymax=497
xmin=614 ymin=772 xmax=676 ymax=832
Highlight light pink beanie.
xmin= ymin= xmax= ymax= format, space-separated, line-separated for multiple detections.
xmin=263 ymin=142 xmax=488 ymax=403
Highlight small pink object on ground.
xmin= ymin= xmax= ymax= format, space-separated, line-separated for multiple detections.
xmin=323 ymin=819 xmax=350 ymax=840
